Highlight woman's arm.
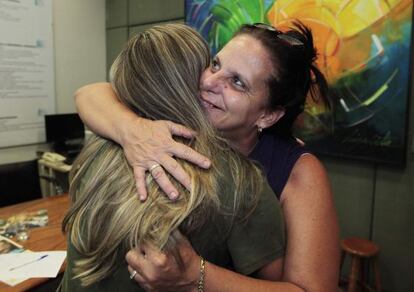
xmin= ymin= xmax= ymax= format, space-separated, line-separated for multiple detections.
xmin=124 ymin=154 xmax=339 ymax=291
xmin=280 ymin=154 xmax=340 ymax=291
xmin=75 ymin=82 xmax=134 ymax=142
xmin=126 ymin=240 xmax=303 ymax=292
xmin=75 ymin=83 xmax=211 ymax=200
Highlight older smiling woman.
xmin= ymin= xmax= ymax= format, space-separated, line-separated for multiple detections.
xmin=74 ymin=22 xmax=339 ymax=291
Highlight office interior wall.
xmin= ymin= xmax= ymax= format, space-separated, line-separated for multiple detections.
xmin=0 ymin=0 xmax=106 ymax=164
xmin=106 ymin=0 xmax=184 ymax=73
xmin=53 ymin=0 xmax=106 ymax=113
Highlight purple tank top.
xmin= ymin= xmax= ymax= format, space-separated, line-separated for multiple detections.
xmin=249 ymin=134 xmax=309 ymax=200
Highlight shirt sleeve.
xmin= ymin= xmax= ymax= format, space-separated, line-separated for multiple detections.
xmin=226 ymin=181 xmax=286 ymax=275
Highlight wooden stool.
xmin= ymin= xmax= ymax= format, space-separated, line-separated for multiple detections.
xmin=340 ymin=237 xmax=382 ymax=292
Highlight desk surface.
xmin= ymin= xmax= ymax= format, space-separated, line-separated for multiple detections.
xmin=0 ymin=194 xmax=69 ymax=292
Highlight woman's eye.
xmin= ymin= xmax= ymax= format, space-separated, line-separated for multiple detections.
xmin=232 ymin=76 xmax=245 ymax=88
xmin=211 ymin=60 xmax=220 ymax=71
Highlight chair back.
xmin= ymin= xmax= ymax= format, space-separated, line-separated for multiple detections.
xmin=0 ymin=160 xmax=42 ymax=207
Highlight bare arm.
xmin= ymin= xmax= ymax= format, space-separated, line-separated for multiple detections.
xmin=202 ymin=260 xmax=302 ymax=292
xmin=125 ymin=154 xmax=339 ymax=291
xmin=75 ymin=83 xmax=211 ymax=200
xmin=75 ymin=82 xmax=132 ymax=142
xmin=126 ymin=239 xmax=303 ymax=292
xmin=280 ymin=154 xmax=340 ymax=291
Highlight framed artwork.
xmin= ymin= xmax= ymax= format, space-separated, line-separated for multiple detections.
xmin=186 ymin=0 xmax=413 ymax=166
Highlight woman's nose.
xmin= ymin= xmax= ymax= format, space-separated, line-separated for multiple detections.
xmin=201 ymin=71 xmax=223 ymax=93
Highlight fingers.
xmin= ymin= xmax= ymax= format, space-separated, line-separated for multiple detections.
xmin=133 ymin=161 xmax=179 ymax=201
xmin=133 ymin=167 xmax=148 ymax=201
xmin=127 ymin=263 xmax=150 ymax=290
xmin=158 ymin=155 xmax=191 ymax=192
xmin=126 ymin=245 xmax=168 ymax=281
xmin=135 ymin=158 xmax=184 ymax=201
xmin=170 ymin=142 xmax=211 ymax=169
xmin=127 ymin=119 xmax=211 ymax=201
xmin=145 ymin=144 xmax=210 ymax=199
xmin=166 ymin=121 xmax=211 ymax=168
xmin=149 ymin=143 xmax=211 ymax=199
xmin=130 ymin=269 xmax=149 ymax=290
xmin=167 ymin=121 xmax=196 ymax=139
xmin=126 ymin=249 xmax=143 ymax=282
xmin=141 ymin=242 xmax=167 ymax=261
xmin=149 ymin=161 xmax=180 ymax=200
xmin=126 ymin=249 xmax=143 ymax=269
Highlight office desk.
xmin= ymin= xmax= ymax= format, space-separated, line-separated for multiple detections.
xmin=0 ymin=194 xmax=69 ymax=292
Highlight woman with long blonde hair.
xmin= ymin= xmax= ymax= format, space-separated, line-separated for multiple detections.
xmin=60 ymin=24 xmax=285 ymax=291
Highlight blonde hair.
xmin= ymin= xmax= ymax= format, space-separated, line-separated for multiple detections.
xmin=62 ymin=24 xmax=264 ymax=286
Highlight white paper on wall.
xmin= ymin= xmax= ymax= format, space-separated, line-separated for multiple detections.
xmin=0 ymin=0 xmax=54 ymax=147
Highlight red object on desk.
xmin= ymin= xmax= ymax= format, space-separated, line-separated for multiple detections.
xmin=0 ymin=194 xmax=69 ymax=292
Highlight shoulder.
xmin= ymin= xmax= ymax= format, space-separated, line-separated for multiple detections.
xmin=280 ymin=154 xmax=330 ymax=202
xmin=280 ymin=154 xmax=337 ymax=240
xmin=292 ymin=154 xmax=329 ymax=182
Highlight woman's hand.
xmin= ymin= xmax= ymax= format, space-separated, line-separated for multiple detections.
xmin=126 ymin=234 xmax=200 ymax=291
xmin=120 ymin=117 xmax=211 ymax=201
xmin=75 ymin=82 xmax=211 ymax=201
xmin=126 ymin=238 xmax=301 ymax=292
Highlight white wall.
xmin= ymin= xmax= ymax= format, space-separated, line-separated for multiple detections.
xmin=0 ymin=0 xmax=106 ymax=164
xmin=53 ymin=0 xmax=106 ymax=113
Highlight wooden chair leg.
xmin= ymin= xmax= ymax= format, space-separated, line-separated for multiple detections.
xmin=360 ymin=258 xmax=366 ymax=286
xmin=340 ymin=250 xmax=346 ymax=270
xmin=339 ymin=251 xmax=347 ymax=287
xmin=348 ymin=256 xmax=360 ymax=292
xmin=373 ymin=257 xmax=382 ymax=292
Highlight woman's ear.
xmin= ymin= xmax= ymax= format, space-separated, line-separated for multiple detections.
xmin=257 ymin=108 xmax=285 ymax=130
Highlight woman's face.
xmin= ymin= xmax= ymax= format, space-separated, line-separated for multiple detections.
xmin=200 ymin=34 xmax=275 ymax=141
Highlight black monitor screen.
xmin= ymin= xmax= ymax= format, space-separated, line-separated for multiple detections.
xmin=45 ymin=113 xmax=84 ymax=143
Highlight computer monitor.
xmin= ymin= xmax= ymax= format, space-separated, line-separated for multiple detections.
xmin=45 ymin=113 xmax=85 ymax=152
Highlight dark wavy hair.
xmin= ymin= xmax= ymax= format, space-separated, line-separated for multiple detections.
xmin=235 ymin=21 xmax=331 ymax=137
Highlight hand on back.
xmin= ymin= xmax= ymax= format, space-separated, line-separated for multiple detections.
xmin=119 ymin=117 xmax=211 ymax=201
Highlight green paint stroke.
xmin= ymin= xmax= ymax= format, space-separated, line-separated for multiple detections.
xmin=208 ymin=0 xmax=269 ymax=51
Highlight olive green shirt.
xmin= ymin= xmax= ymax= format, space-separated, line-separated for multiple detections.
xmin=60 ymin=165 xmax=285 ymax=291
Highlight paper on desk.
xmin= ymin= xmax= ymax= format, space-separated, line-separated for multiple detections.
xmin=0 ymin=251 xmax=66 ymax=286
xmin=0 ymin=273 xmax=27 ymax=287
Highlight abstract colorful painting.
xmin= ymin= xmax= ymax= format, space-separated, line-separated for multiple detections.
xmin=186 ymin=0 xmax=413 ymax=166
